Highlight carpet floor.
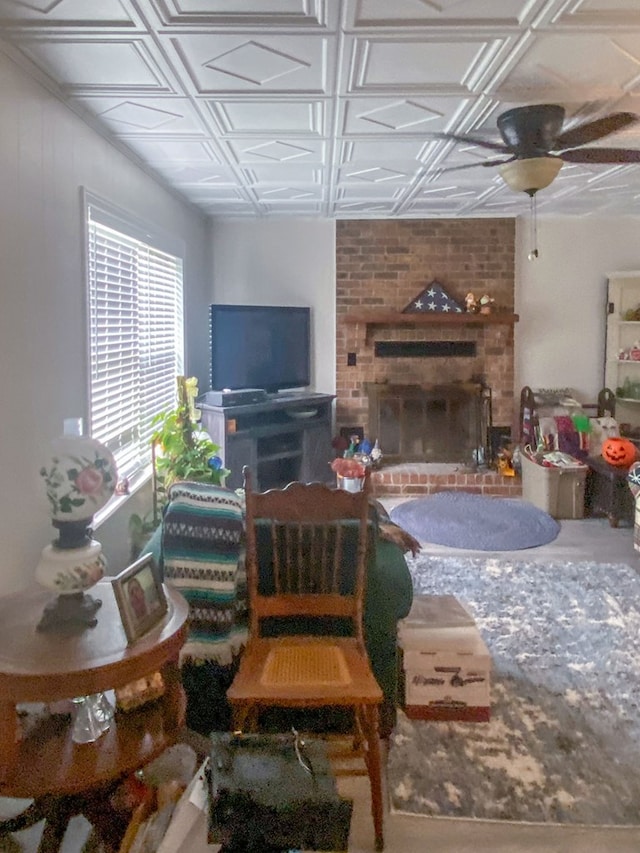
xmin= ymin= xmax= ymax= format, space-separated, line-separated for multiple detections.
xmin=389 ymin=554 xmax=640 ymax=825
xmin=389 ymin=492 xmax=560 ymax=551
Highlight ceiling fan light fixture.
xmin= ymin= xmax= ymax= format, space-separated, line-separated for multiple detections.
xmin=498 ymin=156 xmax=563 ymax=195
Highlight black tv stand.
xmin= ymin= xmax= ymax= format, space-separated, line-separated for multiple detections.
xmin=199 ymin=392 xmax=335 ymax=491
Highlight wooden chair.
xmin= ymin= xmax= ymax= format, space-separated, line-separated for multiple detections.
xmin=227 ymin=467 xmax=385 ymax=850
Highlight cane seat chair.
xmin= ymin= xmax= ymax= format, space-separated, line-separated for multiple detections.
xmin=227 ymin=467 xmax=384 ymax=850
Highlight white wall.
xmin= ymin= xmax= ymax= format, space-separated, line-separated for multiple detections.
xmin=0 ymin=53 xmax=210 ymax=593
xmin=515 ymin=216 xmax=640 ymax=404
xmin=209 ymin=218 xmax=336 ymax=395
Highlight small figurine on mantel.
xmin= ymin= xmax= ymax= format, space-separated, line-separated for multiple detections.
xmin=479 ymin=294 xmax=496 ymax=314
xmin=370 ymin=439 xmax=383 ymax=465
xmin=465 ymin=292 xmax=478 ymax=313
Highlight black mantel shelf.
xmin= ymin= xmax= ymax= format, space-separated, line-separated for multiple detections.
xmin=343 ymin=311 xmax=519 ymax=328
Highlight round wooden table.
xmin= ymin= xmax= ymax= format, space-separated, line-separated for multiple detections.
xmin=0 ymin=580 xmax=189 ymax=850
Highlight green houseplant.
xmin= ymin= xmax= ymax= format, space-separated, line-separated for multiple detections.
xmin=129 ymin=376 xmax=229 ymax=557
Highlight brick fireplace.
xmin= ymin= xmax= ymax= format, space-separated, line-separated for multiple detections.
xmin=335 ymin=219 xmax=521 ymax=498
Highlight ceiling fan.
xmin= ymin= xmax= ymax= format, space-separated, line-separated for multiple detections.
xmin=433 ymin=104 xmax=640 ymax=195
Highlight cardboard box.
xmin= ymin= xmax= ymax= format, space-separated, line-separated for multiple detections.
xmin=402 ymin=639 xmax=491 ymax=722
xmin=398 ymin=595 xmax=491 ymax=721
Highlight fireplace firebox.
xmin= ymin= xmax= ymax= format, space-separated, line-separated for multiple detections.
xmin=366 ymin=382 xmax=492 ymax=465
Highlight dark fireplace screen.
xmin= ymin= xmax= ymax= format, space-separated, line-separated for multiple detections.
xmin=366 ymin=383 xmax=492 ymax=465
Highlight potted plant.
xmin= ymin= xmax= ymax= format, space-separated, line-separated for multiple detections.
xmin=129 ymin=376 xmax=229 ymax=557
xmin=330 ymin=456 xmax=367 ymax=492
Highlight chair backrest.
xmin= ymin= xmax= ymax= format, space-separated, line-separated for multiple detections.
xmin=242 ymin=467 xmax=372 ymax=645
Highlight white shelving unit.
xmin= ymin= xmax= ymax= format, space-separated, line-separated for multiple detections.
xmin=605 ymin=271 xmax=640 ymax=435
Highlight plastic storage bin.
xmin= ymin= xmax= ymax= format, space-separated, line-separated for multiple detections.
xmin=521 ymin=453 xmax=587 ymax=519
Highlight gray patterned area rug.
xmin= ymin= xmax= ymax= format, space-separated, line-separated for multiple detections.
xmin=388 ymin=555 xmax=640 ymax=825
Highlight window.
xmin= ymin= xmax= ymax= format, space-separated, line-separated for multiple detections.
xmin=85 ymin=194 xmax=184 ymax=483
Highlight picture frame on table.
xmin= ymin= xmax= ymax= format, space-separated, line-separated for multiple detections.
xmin=112 ymin=554 xmax=167 ymax=644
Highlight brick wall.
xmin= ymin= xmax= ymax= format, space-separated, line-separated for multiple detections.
xmin=335 ymin=218 xmax=516 ymax=444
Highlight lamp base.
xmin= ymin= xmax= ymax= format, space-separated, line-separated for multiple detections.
xmin=36 ymin=591 xmax=102 ymax=633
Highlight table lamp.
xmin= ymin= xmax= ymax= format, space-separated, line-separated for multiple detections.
xmin=36 ymin=418 xmax=118 ymax=631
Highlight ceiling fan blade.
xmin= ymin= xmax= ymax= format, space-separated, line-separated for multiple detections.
xmin=429 ymin=132 xmax=510 ymax=153
xmin=432 ymin=157 xmax=514 ymax=174
xmin=554 ymin=112 xmax=638 ymax=149
xmin=560 ymin=147 xmax=640 ymax=164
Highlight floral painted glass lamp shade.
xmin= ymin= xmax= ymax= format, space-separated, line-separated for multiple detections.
xmin=36 ymin=419 xmax=118 ymax=631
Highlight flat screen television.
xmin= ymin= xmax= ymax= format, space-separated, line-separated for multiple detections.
xmin=209 ymin=304 xmax=311 ymax=394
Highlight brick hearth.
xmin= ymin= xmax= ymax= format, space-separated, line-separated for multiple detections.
xmin=370 ymin=463 xmax=522 ymax=499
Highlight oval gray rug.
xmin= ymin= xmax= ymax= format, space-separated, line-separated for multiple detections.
xmin=389 ymin=491 xmax=560 ymax=550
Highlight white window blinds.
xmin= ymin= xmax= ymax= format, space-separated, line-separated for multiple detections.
xmin=87 ymin=202 xmax=184 ymax=481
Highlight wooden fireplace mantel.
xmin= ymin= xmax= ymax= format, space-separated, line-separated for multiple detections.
xmin=343 ymin=310 xmax=519 ymax=330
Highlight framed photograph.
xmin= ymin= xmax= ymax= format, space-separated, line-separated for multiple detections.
xmin=112 ymin=554 xmax=168 ymax=644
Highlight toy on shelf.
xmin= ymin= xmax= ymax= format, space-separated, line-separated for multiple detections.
xmin=479 ymin=294 xmax=496 ymax=314
xmin=464 ymin=292 xmax=478 ymax=313
xmin=616 ymin=342 xmax=640 ymax=361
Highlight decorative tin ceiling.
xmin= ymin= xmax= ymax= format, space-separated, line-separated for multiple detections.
xmin=2 ymin=0 xmax=640 ymax=219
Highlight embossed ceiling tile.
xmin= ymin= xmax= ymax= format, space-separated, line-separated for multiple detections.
xmin=502 ymin=32 xmax=640 ymax=99
xmin=481 ymin=183 xmax=532 ymax=207
xmin=0 ymin=0 xmax=138 ymax=27
xmin=421 ymin=191 xmax=487 ymax=208
xmin=242 ymin=163 xmax=322 ymax=183
xmin=579 ymin=180 xmax=640 ymax=203
xmin=73 ymin=96 xmax=206 ymax=134
xmin=260 ymin=200 xmax=324 ymax=213
xmin=340 ymin=95 xmax=474 ymax=135
xmin=434 ymin=146 xmax=502 ymax=172
xmin=346 ymin=34 xmax=510 ymax=93
xmin=204 ymin=197 xmax=258 ymax=211
xmin=122 ymin=137 xmax=220 ymax=163
xmin=405 ymin=196 xmax=484 ymax=214
xmin=165 ymin=33 xmax=332 ymax=94
xmin=481 ymin=200 xmax=528 ymax=215
xmin=341 ymin=137 xmax=429 ymax=162
xmin=338 ymin=162 xmax=419 ymax=183
xmin=417 ymin=179 xmax=493 ymax=198
xmin=148 ymin=0 xmax=333 ymax=29
xmin=3 ymin=0 xmax=640 ymax=216
xmin=13 ymin=37 xmax=175 ymax=92
xmin=537 ymin=188 xmax=615 ymax=214
xmin=547 ymin=163 xmax=599 ymax=188
xmin=180 ymin=185 xmax=247 ymax=200
xmin=206 ymin=98 xmax=326 ymax=135
xmin=554 ymin=0 xmax=640 ymax=26
xmin=332 ymin=200 xmax=398 ymax=214
xmin=336 ymin=183 xmax=405 ymax=200
xmin=226 ymin=137 xmax=324 ymax=164
xmin=254 ymin=185 xmax=322 ymax=200
xmin=152 ymin=163 xmax=240 ymax=184
xmin=348 ymin=0 xmax=533 ymax=27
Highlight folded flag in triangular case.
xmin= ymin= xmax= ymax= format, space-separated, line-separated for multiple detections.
xmin=402 ymin=281 xmax=462 ymax=313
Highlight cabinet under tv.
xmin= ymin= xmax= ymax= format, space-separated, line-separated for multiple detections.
xmin=199 ymin=392 xmax=335 ymax=491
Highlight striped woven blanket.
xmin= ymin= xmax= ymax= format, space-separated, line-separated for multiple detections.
xmin=162 ymin=481 xmax=246 ymax=665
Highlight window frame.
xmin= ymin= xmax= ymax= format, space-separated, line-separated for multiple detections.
xmin=82 ymin=189 xmax=186 ymax=506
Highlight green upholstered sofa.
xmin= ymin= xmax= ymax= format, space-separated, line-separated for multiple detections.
xmin=144 ymin=482 xmax=413 ymax=737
